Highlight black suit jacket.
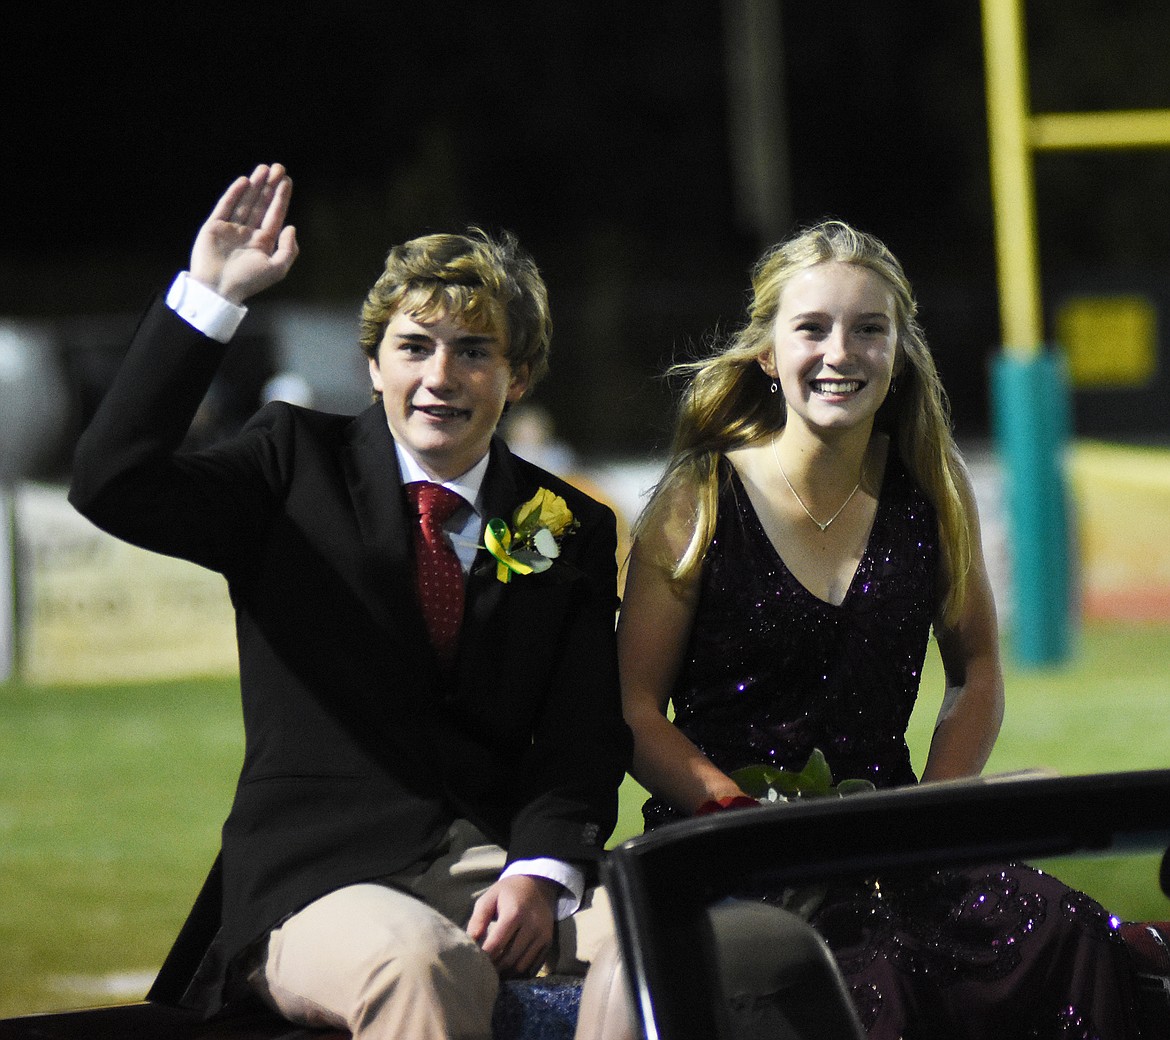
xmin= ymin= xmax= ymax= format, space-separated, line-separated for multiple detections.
xmin=69 ymin=298 xmax=631 ymax=1013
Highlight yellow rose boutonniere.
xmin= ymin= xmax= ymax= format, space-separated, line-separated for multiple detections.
xmin=484 ymin=488 xmax=580 ymax=583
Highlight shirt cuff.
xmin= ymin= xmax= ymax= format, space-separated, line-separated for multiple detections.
xmin=502 ymin=858 xmax=586 ymax=919
xmin=165 ymin=271 xmax=248 ymax=343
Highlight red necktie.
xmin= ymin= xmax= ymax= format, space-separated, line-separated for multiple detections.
xmin=405 ymin=481 xmax=466 ymax=660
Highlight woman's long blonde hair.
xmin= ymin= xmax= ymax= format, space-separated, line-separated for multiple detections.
xmin=639 ymin=220 xmax=973 ymax=626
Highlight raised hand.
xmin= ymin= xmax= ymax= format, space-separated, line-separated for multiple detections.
xmin=189 ymin=163 xmax=299 ymax=305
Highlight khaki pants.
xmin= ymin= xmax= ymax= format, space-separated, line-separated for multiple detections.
xmin=247 ymin=821 xmax=613 ymax=1040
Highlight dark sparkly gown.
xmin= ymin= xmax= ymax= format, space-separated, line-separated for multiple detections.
xmin=642 ymin=456 xmax=1141 ymax=1040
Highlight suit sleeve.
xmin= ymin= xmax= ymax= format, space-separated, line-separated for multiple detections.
xmin=68 ymin=297 xmax=283 ymax=574
xmin=503 ymin=498 xmax=633 ymax=877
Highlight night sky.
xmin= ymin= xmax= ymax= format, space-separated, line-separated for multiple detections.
xmin=5 ymin=1 xmax=1170 ymax=459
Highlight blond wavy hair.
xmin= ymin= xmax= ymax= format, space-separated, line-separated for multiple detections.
xmin=358 ymin=228 xmax=551 ymax=396
xmin=639 ymin=220 xmax=974 ymax=626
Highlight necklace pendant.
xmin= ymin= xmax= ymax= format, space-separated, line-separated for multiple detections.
xmin=771 ymin=432 xmax=861 ymax=533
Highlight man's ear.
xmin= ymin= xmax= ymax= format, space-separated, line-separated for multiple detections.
xmin=368 ymin=355 xmax=384 ymax=394
xmin=507 ymin=363 xmax=531 ymax=403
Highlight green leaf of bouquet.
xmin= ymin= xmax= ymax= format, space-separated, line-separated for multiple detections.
xmin=794 ymin=748 xmax=834 ymax=795
xmin=835 ymin=778 xmax=877 ymax=797
xmin=729 ymin=764 xmax=784 ymax=798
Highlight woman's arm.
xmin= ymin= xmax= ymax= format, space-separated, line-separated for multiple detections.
xmin=617 ymin=487 xmax=749 ymax=814
xmin=921 ymin=482 xmax=1005 ymax=782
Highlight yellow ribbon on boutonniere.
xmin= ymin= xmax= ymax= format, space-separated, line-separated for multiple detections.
xmin=484 ymin=518 xmax=536 ymax=583
xmin=485 ymin=488 xmax=580 ymax=583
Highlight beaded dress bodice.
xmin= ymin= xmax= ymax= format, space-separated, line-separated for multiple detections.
xmin=645 ymin=452 xmax=939 ymax=828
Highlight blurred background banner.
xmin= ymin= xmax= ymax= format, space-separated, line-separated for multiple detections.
xmin=1 ymin=486 xmax=14 ymax=681
xmin=15 ymin=484 xmax=237 ymax=685
xmin=1070 ymin=442 xmax=1170 ymax=622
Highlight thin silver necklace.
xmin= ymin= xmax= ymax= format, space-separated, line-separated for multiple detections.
xmin=771 ymin=433 xmax=860 ymax=532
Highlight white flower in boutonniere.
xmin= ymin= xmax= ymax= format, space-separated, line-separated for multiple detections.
xmin=484 ymin=488 xmax=580 ymax=583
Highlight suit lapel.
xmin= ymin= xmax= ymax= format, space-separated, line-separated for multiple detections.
xmin=341 ymin=406 xmax=432 ymax=655
xmin=459 ymin=438 xmax=525 ymax=677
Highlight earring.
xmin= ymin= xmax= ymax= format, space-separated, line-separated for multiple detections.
xmin=770 ymin=381 xmax=778 ymax=394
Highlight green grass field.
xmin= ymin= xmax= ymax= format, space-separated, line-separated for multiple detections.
xmin=2 ymin=621 xmax=1169 ymax=1017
